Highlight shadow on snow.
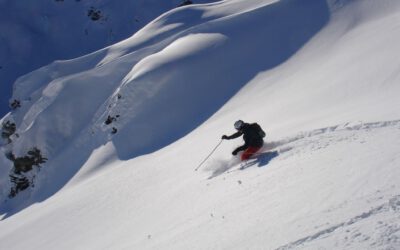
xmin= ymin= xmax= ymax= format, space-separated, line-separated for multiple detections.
xmin=208 ymin=150 xmax=279 ymax=179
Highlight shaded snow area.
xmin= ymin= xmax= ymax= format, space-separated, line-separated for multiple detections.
xmin=0 ymin=0 xmax=218 ymax=117
xmin=1 ymin=0 xmax=400 ymax=249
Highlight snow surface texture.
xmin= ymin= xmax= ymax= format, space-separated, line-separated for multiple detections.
xmin=1 ymin=0 xmax=400 ymax=249
xmin=0 ymin=0 xmax=217 ymax=117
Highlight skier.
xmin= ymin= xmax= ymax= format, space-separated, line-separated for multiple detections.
xmin=221 ymin=120 xmax=266 ymax=160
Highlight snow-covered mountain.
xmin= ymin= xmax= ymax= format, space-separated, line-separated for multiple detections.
xmin=1 ymin=0 xmax=400 ymax=249
xmin=0 ymin=0 xmax=214 ymax=117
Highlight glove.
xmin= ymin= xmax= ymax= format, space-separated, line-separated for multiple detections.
xmin=221 ymin=135 xmax=228 ymax=140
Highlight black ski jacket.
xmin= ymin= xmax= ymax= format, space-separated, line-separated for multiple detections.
xmin=225 ymin=123 xmax=264 ymax=154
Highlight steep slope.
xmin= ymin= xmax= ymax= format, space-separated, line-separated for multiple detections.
xmin=1 ymin=0 xmax=400 ymax=249
xmin=0 ymin=0 xmax=217 ymax=117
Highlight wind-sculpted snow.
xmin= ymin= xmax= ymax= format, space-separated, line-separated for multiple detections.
xmin=0 ymin=0 xmax=220 ymax=117
xmin=87 ymin=0 xmax=329 ymax=161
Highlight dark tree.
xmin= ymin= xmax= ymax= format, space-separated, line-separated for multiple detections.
xmin=179 ymin=0 xmax=193 ymax=7
xmin=8 ymin=147 xmax=47 ymax=197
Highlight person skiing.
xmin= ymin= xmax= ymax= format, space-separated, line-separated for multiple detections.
xmin=221 ymin=120 xmax=266 ymax=160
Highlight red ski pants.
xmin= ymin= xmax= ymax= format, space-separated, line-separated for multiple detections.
xmin=241 ymin=146 xmax=262 ymax=161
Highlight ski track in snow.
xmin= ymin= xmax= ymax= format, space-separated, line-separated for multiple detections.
xmin=255 ymin=118 xmax=400 ymax=163
xmin=267 ymin=119 xmax=400 ymax=152
xmin=208 ymin=119 xmax=400 ymax=178
xmin=197 ymin=117 xmax=400 ymax=249
xmin=261 ymin=119 xmax=400 ymax=250
xmin=276 ymin=195 xmax=400 ymax=250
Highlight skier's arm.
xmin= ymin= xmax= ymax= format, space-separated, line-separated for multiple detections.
xmin=222 ymin=131 xmax=242 ymax=140
xmin=232 ymin=143 xmax=248 ymax=155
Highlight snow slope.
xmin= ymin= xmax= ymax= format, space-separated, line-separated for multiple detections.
xmin=1 ymin=0 xmax=400 ymax=249
xmin=0 ymin=0 xmax=217 ymax=117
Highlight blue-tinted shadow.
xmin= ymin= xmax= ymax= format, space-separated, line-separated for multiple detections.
xmin=240 ymin=150 xmax=279 ymax=170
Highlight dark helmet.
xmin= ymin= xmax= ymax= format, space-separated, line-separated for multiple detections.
xmin=234 ymin=120 xmax=244 ymax=130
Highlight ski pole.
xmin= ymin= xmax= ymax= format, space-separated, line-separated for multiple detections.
xmin=195 ymin=139 xmax=223 ymax=171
